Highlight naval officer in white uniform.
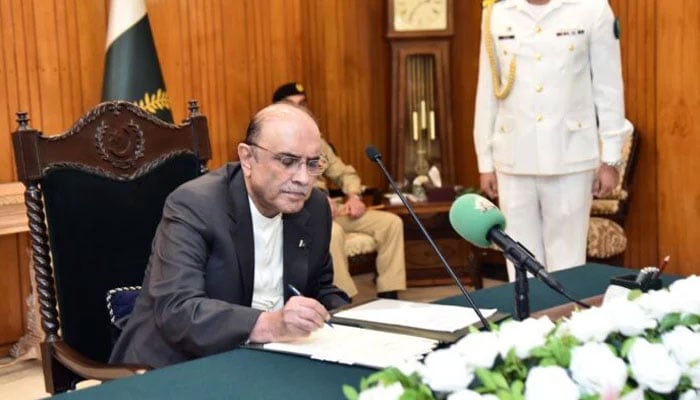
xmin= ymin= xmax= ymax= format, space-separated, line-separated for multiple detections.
xmin=473 ymin=0 xmax=632 ymax=281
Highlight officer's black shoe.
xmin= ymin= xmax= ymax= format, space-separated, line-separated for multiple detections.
xmin=377 ymin=291 xmax=398 ymax=299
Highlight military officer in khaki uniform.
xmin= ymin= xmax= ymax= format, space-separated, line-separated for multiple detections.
xmin=272 ymin=82 xmax=407 ymax=298
xmin=473 ymin=0 xmax=632 ymax=281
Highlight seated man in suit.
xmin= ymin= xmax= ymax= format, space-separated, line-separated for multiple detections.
xmin=272 ymin=82 xmax=407 ymax=299
xmin=110 ymin=102 xmax=349 ymax=368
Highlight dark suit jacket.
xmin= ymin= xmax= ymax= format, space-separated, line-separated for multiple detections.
xmin=110 ymin=163 xmax=349 ymax=368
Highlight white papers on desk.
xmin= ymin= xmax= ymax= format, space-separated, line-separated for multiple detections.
xmin=262 ymin=324 xmax=438 ymax=369
xmin=334 ymin=299 xmax=497 ymax=333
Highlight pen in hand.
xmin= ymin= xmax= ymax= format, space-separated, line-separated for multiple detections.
xmin=287 ymin=284 xmax=334 ymax=328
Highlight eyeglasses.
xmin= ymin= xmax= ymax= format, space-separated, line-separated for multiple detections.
xmin=246 ymin=142 xmax=326 ymax=176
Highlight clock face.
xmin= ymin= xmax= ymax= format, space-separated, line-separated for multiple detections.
xmin=393 ymin=0 xmax=448 ymax=32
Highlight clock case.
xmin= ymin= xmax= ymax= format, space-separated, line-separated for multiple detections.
xmin=387 ymin=0 xmax=456 ymax=188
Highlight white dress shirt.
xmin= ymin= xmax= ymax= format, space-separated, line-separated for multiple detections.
xmin=249 ymin=197 xmax=284 ymax=312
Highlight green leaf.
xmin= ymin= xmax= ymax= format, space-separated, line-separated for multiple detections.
xmin=495 ymin=388 xmax=513 ymax=400
xmin=550 ymin=339 xmax=572 ymax=367
xmin=658 ymin=313 xmax=682 ymax=332
xmin=342 ymin=384 xmax=359 ymax=400
xmin=492 ymin=373 xmax=509 ymax=390
xmin=627 ymin=289 xmax=643 ymax=301
xmin=681 ymin=314 xmax=700 ymax=327
xmin=399 ymin=390 xmax=418 ymax=400
xmin=475 ymin=368 xmax=498 ymax=391
xmin=511 ymin=380 xmax=524 ymax=400
xmin=529 ymin=347 xmax=550 ymax=358
xmin=620 ymin=337 xmax=637 ymax=358
xmin=539 ymin=357 xmax=556 ymax=367
xmin=644 ymin=390 xmax=666 ymax=400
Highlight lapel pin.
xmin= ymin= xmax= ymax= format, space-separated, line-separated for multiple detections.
xmin=298 ymin=239 xmax=306 ymax=248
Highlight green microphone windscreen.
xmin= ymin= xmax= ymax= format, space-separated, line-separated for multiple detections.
xmin=449 ymin=194 xmax=506 ymax=248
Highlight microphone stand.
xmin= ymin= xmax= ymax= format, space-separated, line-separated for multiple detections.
xmin=514 ymin=266 xmax=530 ymax=320
xmin=367 ymin=149 xmax=492 ymax=331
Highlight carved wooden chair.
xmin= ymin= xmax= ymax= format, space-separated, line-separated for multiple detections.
xmin=327 ymin=187 xmax=384 ymax=276
xmin=12 ymin=100 xmax=211 ymax=394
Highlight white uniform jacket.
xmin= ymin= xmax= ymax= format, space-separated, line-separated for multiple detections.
xmin=473 ymin=0 xmax=630 ymax=175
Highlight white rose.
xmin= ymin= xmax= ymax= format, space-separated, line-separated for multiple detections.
xmin=453 ymin=331 xmax=500 ymax=369
xmin=662 ymin=326 xmax=700 ymax=366
xmin=669 ymin=275 xmax=700 ymax=315
xmin=421 ymin=348 xmax=473 ymax=393
xmin=570 ymin=342 xmax=627 ymax=396
xmin=524 ymin=366 xmax=579 ymax=400
xmin=628 ymin=338 xmax=682 ymax=394
xmin=688 ymin=363 xmax=700 ymax=389
xmin=358 ymin=381 xmax=404 ymax=400
xmin=680 ymin=390 xmax=700 ymax=400
xmin=498 ymin=317 xmax=554 ymax=359
xmin=558 ymin=306 xmax=613 ymax=342
xmin=662 ymin=326 xmax=700 ymax=388
xmin=447 ymin=389 xmax=498 ymax=400
xmin=635 ymin=288 xmax=681 ymax=321
xmin=604 ymin=297 xmax=657 ymax=336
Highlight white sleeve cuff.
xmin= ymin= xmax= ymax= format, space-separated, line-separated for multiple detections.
xmin=600 ymin=119 xmax=633 ymax=163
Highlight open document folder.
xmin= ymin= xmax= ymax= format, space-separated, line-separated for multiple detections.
xmin=331 ymin=299 xmax=500 ymax=343
xmin=261 ymin=324 xmax=439 ymax=369
xmin=256 ymin=299 xmax=503 ymax=369
xmin=335 ymin=299 xmax=497 ymax=332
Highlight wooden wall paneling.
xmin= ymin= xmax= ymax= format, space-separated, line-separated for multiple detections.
xmin=656 ymin=0 xmax=700 ymax=277
xmin=610 ymin=0 xmax=659 ymax=269
xmin=56 ymin=0 xmax=78 ymax=121
xmin=366 ymin=1 xmax=391 ymax=180
xmin=0 ymin=0 xmax=16 ymax=180
xmin=0 ymin=235 xmax=24 ymax=354
xmin=299 ymin=1 xmax=390 ymax=189
xmin=149 ymin=0 xmax=186 ymax=120
xmin=202 ymin=0 xmax=225 ymax=164
xmin=0 ymin=0 xmax=26 ymax=357
xmin=219 ymin=0 xmax=253 ymax=161
xmin=33 ymin=0 xmax=63 ymax=132
xmin=18 ymin=0 xmax=43 ymax=135
xmin=74 ymin=0 xmax=106 ymax=112
xmin=450 ymin=0 xmax=482 ymax=189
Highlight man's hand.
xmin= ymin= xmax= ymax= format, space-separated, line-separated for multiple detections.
xmin=344 ymin=195 xmax=366 ymax=219
xmin=248 ymin=296 xmax=330 ymax=343
xmin=593 ymin=165 xmax=619 ymax=198
xmin=480 ymin=172 xmax=499 ymax=199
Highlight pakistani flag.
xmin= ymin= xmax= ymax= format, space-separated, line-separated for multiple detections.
xmin=102 ymin=0 xmax=173 ymax=122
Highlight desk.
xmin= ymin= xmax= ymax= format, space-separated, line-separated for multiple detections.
xmin=383 ymin=201 xmax=479 ymax=287
xmin=52 ymin=264 xmax=679 ymax=400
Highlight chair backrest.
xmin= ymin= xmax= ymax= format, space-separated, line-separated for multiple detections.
xmin=12 ymin=100 xmax=211 ymax=364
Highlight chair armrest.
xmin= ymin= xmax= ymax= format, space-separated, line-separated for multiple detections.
xmin=52 ymin=341 xmax=150 ymax=381
xmin=327 ymin=187 xmax=383 ymax=206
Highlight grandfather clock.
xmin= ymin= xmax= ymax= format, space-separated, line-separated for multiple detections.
xmin=387 ymin=0 xmax=455 ymax=187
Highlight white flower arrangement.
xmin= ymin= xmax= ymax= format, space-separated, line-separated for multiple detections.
xmin=343 ymin=275 xmax=700 ymax=400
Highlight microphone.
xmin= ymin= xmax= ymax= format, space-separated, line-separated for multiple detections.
xmin=448 ymin=193 xmax=590 ymax=309
xmin=364 ymin=145 xmax=492 ymax=331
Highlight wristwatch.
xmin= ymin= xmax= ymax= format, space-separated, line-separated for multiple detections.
xmin=602 ymin=160 xmax=623 ymax=169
